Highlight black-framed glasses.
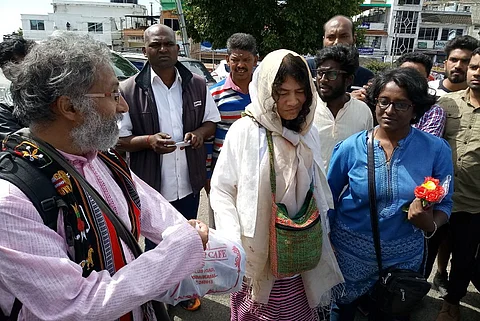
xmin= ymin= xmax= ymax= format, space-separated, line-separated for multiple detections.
xmin=316 ymin=69 xmax=347 ymax=81
xmin=376 ymin=98 xmax=413 ymax=112
xmin=84 ymin=89 xmax=121 ymax=103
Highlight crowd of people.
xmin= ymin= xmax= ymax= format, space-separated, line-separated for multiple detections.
xmin=0 ymin=13 xmax=479 ymax=321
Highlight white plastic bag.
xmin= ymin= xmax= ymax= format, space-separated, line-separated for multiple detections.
xmin=163 ymin=229 xmax=245 ymax=305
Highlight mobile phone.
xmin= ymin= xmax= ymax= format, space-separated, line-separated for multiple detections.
xmin=166 ymin=141 xmax=191 ymax=148
xmin=350 ymin=86 xmax=363 ymax=91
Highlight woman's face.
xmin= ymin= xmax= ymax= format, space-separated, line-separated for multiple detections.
xmin=275 ymin=76 xmax=307 ymax=121
xmin=376 ymin=81 xmax=415 ymax=133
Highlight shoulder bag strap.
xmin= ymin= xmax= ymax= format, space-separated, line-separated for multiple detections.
xmin=367 ymin=128 xmax=383 ymax=273
xmin=265 ymin=130 xmax=277 ymax=200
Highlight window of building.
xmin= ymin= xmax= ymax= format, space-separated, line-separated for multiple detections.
xmin=398 ymin=0 xmax=421 ymax=5
xmin=418 ymin=27 xmax=439 ymax=40
xmin=30 ymin=20 xmax=45 ymax=31
xmin=88 ymin=22 xmax=103 ymax=34
xmin=364 ymin=36 xmax=382 ymax=49
xmin=440 ymin=28 xmax=463 ymax=40
xmin=394 ymin=11 xmax=419 ymax=34
xmin=392 ymin=37 xmax=415 ymax=55
xmin=163 ymin=18 xmax=180 ymax=31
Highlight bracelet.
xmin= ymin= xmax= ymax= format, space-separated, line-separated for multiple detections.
xmin=423 ymin=220 xmax=438 ymax=239
xmin=145 ymin=135 xmax=151 ymax=145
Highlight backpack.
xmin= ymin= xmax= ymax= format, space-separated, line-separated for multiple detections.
xmin=0 ymin=150 xmax=67 ymax=320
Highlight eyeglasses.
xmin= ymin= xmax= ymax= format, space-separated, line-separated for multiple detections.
xmin=316 ymin=69 xmax=347 ymax=81
xmin=84 ymin=89 xmax=121 ymax=103
xmin=376 ymin=98 xmax=413 ymax=112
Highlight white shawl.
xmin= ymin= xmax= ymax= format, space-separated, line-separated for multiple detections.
xmin=211 ymin=49 xmax=343 ymax=308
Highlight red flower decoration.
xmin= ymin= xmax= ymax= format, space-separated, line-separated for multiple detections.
xmin=414 ymin=177 xmax=445 ymax=208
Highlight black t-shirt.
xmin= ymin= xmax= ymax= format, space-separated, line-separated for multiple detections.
xmin=353 ymin=66 xmax=374 ymax=88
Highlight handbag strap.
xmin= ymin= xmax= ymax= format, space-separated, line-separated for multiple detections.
xmin=367 ymin=128 xmax=383 ymax=273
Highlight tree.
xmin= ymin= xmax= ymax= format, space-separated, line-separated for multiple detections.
xmin=184 ymin=0 xmax=364 ymax=57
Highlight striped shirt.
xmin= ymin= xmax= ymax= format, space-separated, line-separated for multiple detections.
xmin=206 ymin=76 xmax=251 ymax=177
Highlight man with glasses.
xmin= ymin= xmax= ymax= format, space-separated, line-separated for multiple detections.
xmin=313 ymin=45 xmax=373 ymax=169
xmin=0 ymin=32 xmax=208 ymax=320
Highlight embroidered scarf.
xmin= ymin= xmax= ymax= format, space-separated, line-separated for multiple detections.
xmin=2 ymin=133 xmax=153 ymax=321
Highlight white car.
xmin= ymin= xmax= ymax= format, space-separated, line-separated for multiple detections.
xmin=119 ymin=52 xmax=217 ymax=87
xmin=211 ymin=60 xmax=230 ymax=83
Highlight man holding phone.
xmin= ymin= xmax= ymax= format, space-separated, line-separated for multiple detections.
xmin=118 ymin=24 xmax=219 ymax=219
xmin=117 ymin=24 xmax=219 ymax=271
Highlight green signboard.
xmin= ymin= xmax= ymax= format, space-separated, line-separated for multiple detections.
xmin=161 ymin=0 xmax=177 ymax=11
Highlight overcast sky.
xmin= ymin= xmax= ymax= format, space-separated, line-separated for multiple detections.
xmin=0 ymin=0 xmax=156 ymax=41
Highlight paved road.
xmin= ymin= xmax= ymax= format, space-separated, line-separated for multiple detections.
xmin=169 ymin=191 xmax=480 ymax=321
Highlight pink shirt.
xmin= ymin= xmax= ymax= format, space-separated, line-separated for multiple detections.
xmin=0 ymin=150 xmax=205 ymax=320
xmin=224 ymin=74 xmax=247 ymax=94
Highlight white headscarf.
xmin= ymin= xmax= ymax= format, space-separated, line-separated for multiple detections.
xmin=237 ymin=50 xmax=342 ymax=308
xmin=246 ymin=49 xmax=316 ymax=215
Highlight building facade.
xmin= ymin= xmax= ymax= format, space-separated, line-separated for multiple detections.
xmin=356 ymin=0 xmax=479 ymax=64
xmin=21 ymin=0 xmax=147 ymax=50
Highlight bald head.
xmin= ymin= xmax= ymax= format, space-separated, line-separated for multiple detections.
xmin=142 ymin=23 xmax=179 ymax=71
xmin=144 ymin=24 xmax=175 ymax=43
xmin=323 ymin=15 xmax=356 ymax=47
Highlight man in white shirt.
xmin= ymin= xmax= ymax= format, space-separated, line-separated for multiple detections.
xmin=118 ymin=24 xmax=220 ymax=311
xmin=314 ymin=45 xmax=373 ymax=169
xmin=429 ymin=35 xmax=479 ymax=97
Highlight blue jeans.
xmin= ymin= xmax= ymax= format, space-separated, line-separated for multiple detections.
xmin=145 ymin=192 xmax=200 ymax=251
xmin=330 ymin=295 xmax=410 ymax=321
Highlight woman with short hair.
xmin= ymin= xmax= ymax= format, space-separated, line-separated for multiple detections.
xmin=210 ymin=49 xmax=343 ymax=321
xmin=328 ymin=67 xmax=454 ymax=321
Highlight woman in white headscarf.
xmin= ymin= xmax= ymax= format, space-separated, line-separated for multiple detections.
xmin=210 ymin=49 xmax=344 ymax=321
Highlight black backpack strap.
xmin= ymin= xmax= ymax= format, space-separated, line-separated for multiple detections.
xmin=0 ymin=151 xmax=66 ymax=230
xmin=0 ymin=151 xmax=67 ymax=320
xmin=0 ymin=298 xmax=21 ymax=321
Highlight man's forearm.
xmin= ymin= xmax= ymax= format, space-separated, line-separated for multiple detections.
xmin=192 ymin=121 xmax=216 ymax=139
xmin=117 ymin=135 xmax=151 ymax=152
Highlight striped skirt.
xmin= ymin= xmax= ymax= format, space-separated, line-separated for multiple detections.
xmin=230 ymin=275 xmax=319 ymax=321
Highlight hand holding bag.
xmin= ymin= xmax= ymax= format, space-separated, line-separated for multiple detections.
xmin=163 ymin=229 xmax=246 ymax=305
xmin=367 ymin=129 xmax=431 ymax=317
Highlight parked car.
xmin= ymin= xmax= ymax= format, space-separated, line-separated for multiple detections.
xmin=211 ymin=59 xmax=230 ymax=82
xmin=304 ymin=56 xmax=317 ymax=78
xmin=119 ymin=52 xmax=217 ymax=86
xmin=0 ymin=51 xmax=139 ymax=108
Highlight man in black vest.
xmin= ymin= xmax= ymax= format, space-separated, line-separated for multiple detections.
xmin=118 ymin=24 xmax=220 ymax=311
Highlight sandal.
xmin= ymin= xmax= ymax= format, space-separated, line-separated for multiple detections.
xmin=178 ymin=298 xmax=201 ymax=311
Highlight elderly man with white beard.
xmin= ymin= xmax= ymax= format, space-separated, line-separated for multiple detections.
xmin=0 ymin=32 xmax=208 ymax=321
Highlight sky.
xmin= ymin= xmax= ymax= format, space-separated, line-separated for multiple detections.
xmin=0 ymin=0 xmax=155 ymax=41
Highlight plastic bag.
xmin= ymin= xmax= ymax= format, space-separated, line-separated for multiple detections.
xmin=163 ymin=229 xmax=245 ymax=305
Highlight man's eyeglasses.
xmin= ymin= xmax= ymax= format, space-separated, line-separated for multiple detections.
xmin=84 ymin=89 xmax=121 ymax=103
xmin=316 ymin=69 xmax=347 ymax=81
xmin=376 ymin=98 xmax=413 ymax=112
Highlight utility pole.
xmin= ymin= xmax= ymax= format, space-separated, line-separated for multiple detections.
xmin=150 ymin=2 xmax=154 ymax=26
xmin=175 ymin=0 xmax=190 ymax=57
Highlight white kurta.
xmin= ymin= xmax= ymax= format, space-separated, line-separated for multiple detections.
xmin=210 ymin=116 xmax=344 ymax=308
xmin=314 ymin=94 xmax=373 ymax=170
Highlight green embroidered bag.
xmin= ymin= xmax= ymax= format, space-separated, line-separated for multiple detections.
xmin=266 ymin=130 xmax=323 ymax=278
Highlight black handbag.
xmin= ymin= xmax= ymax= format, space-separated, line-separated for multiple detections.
xmin=367 ymin=129 xmax=431 ymax=317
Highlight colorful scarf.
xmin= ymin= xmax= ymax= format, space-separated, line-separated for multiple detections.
xmin=2 ymin=132 xmax=153 ymax=321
